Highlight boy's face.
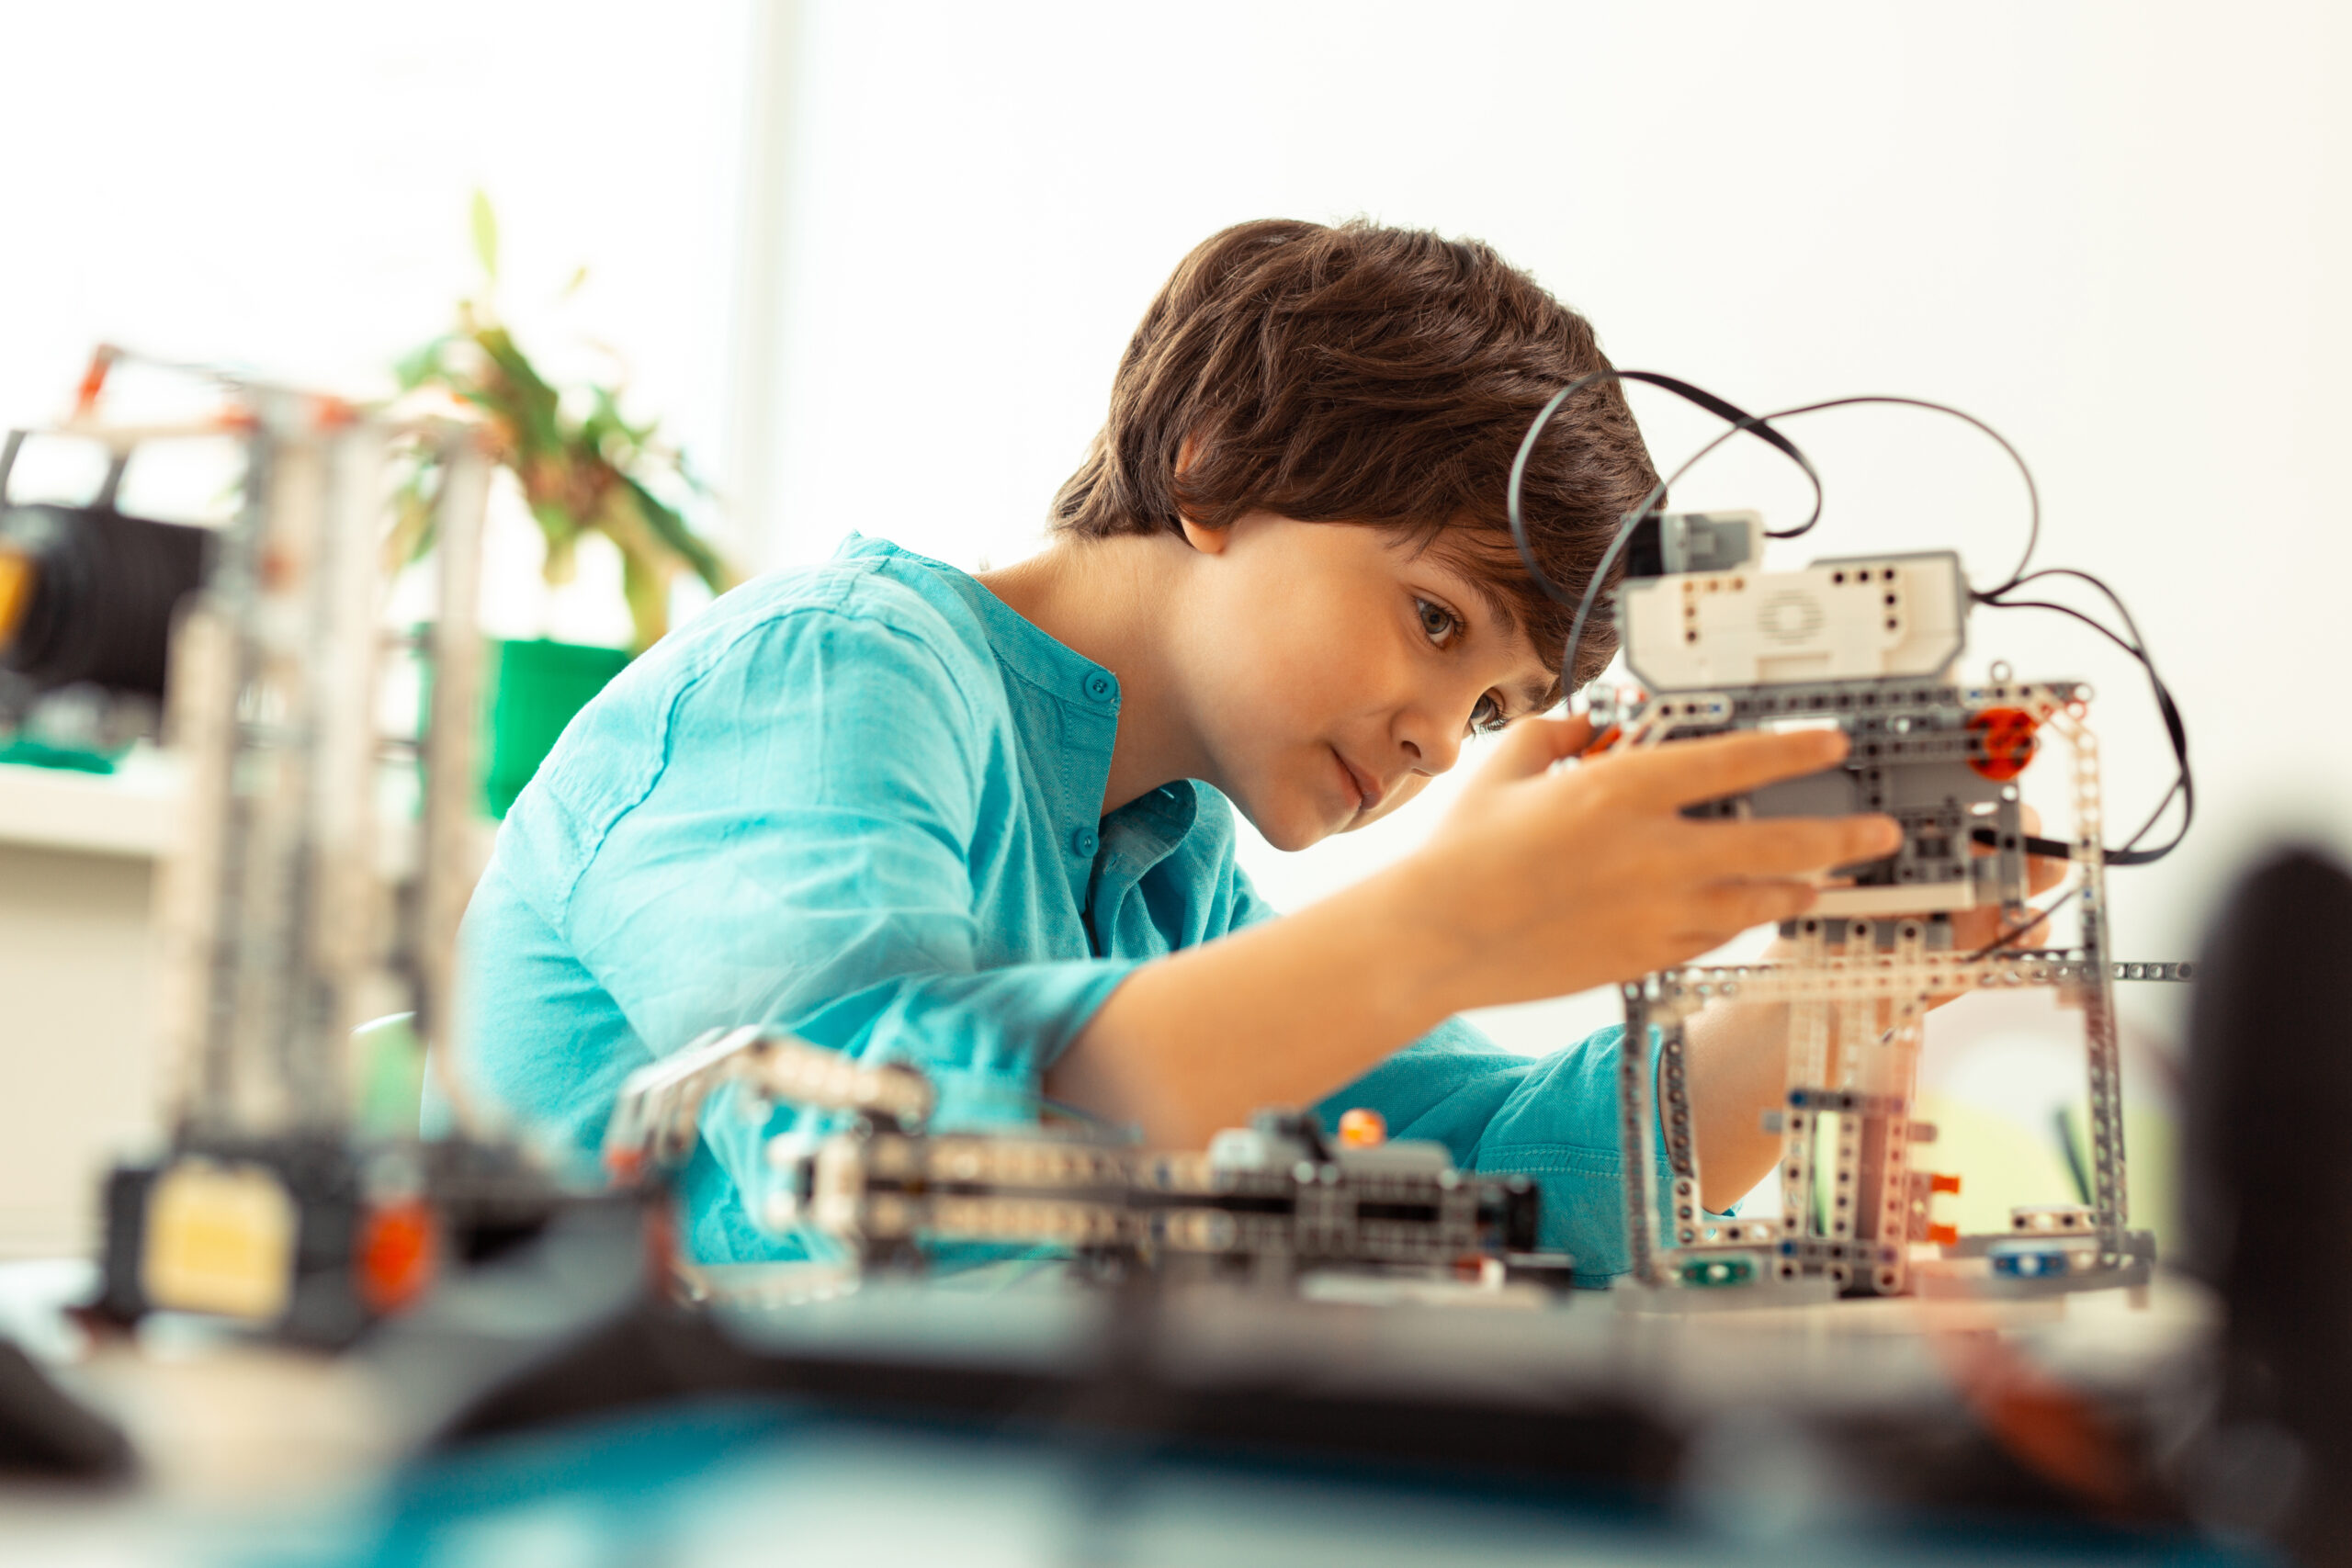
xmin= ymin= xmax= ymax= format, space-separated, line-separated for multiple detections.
xmin=1170 ymin=514 xmax=1555 ymax=852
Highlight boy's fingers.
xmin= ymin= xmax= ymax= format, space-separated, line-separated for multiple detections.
xmin=2020 ymin=807 xmax=2067 ymax=894
xmin=1976 ymin=905 xmax=2052 ymax=953
xmin=1693 ymin=814 xmax=1905 ymax=877
xmin=1686 ymin=878 xmax=1821 ymax=934
xmin=1490 ymin=713 xmax=1595 ymax=778
xmin=1618 ymin=727 xmax=1850 ymax=808
xmin=1964 ymin=803 xmax=2070 ymax=894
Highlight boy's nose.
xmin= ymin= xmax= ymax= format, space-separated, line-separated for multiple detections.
xmin=1397 ymin=724 xmax=1462 ymax=778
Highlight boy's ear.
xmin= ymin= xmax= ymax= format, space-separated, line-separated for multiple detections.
xmin=1178 ymin=514 xmax=1229 ymax=555
xmin=1172 ymin=432 xmax=1230 ymax=555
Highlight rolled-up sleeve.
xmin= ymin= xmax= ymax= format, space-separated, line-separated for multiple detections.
xmin=543 ymin=605 xmax=1137 ymax=1212
xmin=1309 ymin=1018 xmax=1668 ymax=1282
xmin=1227 ymin=853 xmax=1694 ymax=1284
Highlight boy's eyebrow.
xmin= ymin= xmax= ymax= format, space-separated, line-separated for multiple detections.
xmin=1454 ymin=573 xmax=1524 ymax=640
xmin=1403 ymin=531 xmax=1563 ymax=712
xmin=1447 ymin=575 xmax=1556 ymax=717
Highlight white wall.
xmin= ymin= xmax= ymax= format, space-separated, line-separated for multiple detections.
xmin=0 ymin=0 xmax=757 ymax=645
xmin=760 ymin=1 xmax=2352 ymax=1078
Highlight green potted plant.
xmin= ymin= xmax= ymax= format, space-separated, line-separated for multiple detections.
xmin=389 ymin=194 xmax=740 ymax=816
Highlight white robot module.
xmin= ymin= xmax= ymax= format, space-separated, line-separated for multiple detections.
xmin=1507 ymin=374 xmax=2195 ymax=1307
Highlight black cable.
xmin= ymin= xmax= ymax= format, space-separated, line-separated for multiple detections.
xmin=1507 ymin=375 xmax=2188 ymax=872
xmin=1971 ymin=567 xmax=2193 ymax=867
xmin=1627 ymin=395 xmax=2039 ymax=608
xmin=1506 ymin=371 xmax=1823 ymax=684
xmin=1517 ymin=384 xmax=2041 ymax=695
xmin=1962 ymin=886 xmax=2082 ymax=964
xmin=1637 ymin=394 xmax=2042 ymax=596
xmin=1988 ymin=567 xmax=2149 ymax=654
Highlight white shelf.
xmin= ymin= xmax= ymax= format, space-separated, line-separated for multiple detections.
xmin=0 ymin=749 xmax=182 ymax=859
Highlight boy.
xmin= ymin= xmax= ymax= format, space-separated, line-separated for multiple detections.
xmin=454 ymin=219 xmax=1902 ymax=1278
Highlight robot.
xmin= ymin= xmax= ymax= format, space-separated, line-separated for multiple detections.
xmin=1587 ymin=510 xmax=2186 ymax=1302
xmin=602 ymin=1025 xmax=1562 ymax=1297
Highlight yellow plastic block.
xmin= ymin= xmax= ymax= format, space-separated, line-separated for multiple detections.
xmin=141 ymin=1158 xmax=298 ymax=1322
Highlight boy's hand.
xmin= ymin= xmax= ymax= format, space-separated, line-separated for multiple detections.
xmin=1396 ymin=716 xmax=1903 ymax=1012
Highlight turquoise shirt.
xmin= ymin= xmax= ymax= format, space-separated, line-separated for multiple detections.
xmin=454 ymin=534 xmax=1664 ymax=1279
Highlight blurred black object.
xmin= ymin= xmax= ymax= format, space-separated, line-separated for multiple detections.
xmin=433 ymin=1285 xmax=1688 ymax=1491
xmin=0 ymin=433 xmax=212 ymax=703
xmin=2183 ymin=845 xmax=2352 ymax=1562
xmin=0 ymin=1342 xmax=131 ymax=1480
xmin=95 ymin=1135 xmax=633 ymax=1352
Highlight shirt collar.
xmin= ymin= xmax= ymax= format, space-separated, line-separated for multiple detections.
xmin=838 ymin=533 xmax=1115 ymax=707
xmin=837 ymin=534 xmax=1144 ymax=874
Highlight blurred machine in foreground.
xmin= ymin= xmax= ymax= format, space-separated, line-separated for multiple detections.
xmin=0 ymin=349 xmax=607 ymax=1345
xmin=604 ymin=1026 xmax=1566 ymax=1297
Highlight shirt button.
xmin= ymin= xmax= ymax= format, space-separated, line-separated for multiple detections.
xmin=1083 ymin=672 xmax=1114 ymax=702
xmin=1071 ymin=827 xmax=1100 ymax=858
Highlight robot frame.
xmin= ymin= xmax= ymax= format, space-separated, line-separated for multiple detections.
xmin=1587 ymin=509 xmax=2184 ymax=1303
xmin=603 ymin=1024 xmax=1566 ymax=1300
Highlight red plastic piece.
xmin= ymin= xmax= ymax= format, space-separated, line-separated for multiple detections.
xmin=74 ymin=346 xmax=117 ymax=417
xmin=1929 ymin=1172 xmax=1962 ymax=1195
xmin=1927 ymin=1222 xmax=1961 ymax=1247
xmin=1967 ymin=706 xmax=2040 ymax=782
xmin=356 ymin=1199 xmax=437 ymax=1314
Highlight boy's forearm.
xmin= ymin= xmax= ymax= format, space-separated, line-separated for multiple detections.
xmin=1683 ymin=996 xmax=1796 ymax=1211
xmin=1046 ymin=859 xmax=1475 ymax=1149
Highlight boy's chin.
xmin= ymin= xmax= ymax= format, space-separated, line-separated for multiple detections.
xmin=1235 ymin=789 xmax=1343 ymax=853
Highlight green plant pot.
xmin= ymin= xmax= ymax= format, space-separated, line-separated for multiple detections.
xmin=482 ymin=638 xmax=630 ymax=818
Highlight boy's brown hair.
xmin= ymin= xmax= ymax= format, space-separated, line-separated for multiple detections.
xmin=1050 ymin=218 xmax=1660 ymax=691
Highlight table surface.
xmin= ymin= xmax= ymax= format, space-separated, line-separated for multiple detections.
xmin=0 ymin=1257 xmax=2248 ymax=1568
xmin=0 ymin=750 xmax=180 ymax=859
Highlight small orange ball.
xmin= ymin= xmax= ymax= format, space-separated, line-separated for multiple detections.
xmin=1336 ymin=1108 xmax=1387 ymax=1148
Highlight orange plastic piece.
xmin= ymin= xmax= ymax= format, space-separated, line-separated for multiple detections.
xmin=0 ymin=551 xmax=35 ymax=649
xmin=356 ymin=1199 xmax=437 ymax=1314
xmin=1336 ymin=1108 xmax=1387 ymax=1148
xmin=1967 ymin=706 xmax=2039 ymax=782
xmin=1580 ymin=724 xmax=1623 ymax=757
xmin=1927 ymin=1222 xmax=1960 ymax=1247
xmin=1929 ymin=1172 xmax=1962 ymax=1195
xmin=74 ymin=346 xmax=118 ymax=416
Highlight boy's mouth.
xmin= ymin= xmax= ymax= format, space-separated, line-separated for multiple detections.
xmin=1332 ymin=748 xmax=1383 ymax=817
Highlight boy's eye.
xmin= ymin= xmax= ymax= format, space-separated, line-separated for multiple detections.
xmin=1415 ymin=598 xmax=1459 ymax=646
xmin=1469 ymin=693 xmax=1508 ymax=736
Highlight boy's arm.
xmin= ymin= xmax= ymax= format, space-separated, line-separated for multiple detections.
xmin=1315 ymin=1017 xmax=1678 ymax=1279
xmin=516 ymin=607 xmax=1148 ymax=1206
xmin=1046 ymin=716 xmax=1901 ymax=1155
xmin=1226 ymin=860 xmax=1728 ymax=1274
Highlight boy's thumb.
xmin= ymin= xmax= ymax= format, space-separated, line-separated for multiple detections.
xmin=1489 ymin=714 xmax=1596 ymax=778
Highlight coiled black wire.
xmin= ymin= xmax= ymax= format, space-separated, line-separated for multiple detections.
xmin=1505 ymin=376 xmax=2186 ymax=872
